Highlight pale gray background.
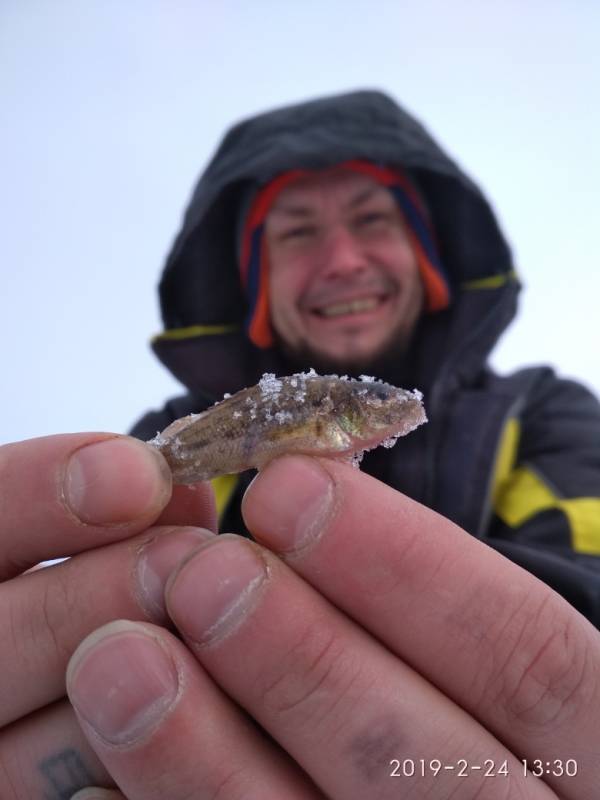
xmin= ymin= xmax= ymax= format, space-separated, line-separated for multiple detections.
xmin=2 ymin=0 xmax=598 ymax=445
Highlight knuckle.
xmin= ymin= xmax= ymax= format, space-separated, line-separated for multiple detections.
xmin=0 ymin=446 xmax=24 ymax=578
xmin=467 ymin=772 xmax=526 ymax=800
xmin=0 ymin=751 xmax=19 ymax=800
xmin=41 ymin=582 xmax=68 ymax=659
xmin=258 ymin=623 xmax=356 ymax=727
xmin=31 ymin=569 xmax=83 ymax=669
xmin=490 ymin=591 xmax=595 ymax=729
xmin=209 ymin=763 xmax=249 ymax=800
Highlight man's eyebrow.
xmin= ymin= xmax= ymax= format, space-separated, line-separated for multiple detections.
xmin=269 ymin=187 xmax=383 ymax=219
xmin=345 ymin=187 xmax=380 ymax=209
xmin=269 ymin=203 xmax=314 ymax=218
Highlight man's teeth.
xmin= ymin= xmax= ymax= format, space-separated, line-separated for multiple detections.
xmin=319 ymin=297 xmax=380 ymax=318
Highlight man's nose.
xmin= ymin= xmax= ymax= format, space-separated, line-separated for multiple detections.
xmin=320 ymin=225 xmax=368 ymax=278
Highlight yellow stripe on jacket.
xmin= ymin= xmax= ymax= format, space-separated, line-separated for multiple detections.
xmin=492 ymin=418 xmax=600 ymax=555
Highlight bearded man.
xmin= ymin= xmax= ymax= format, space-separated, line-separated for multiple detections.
xmin=4 ymin=91 xmax=600 ymax=798
xmin=133 ymin=90 xmax=600 ymax=621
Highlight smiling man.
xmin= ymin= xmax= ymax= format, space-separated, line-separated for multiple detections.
xmin=5 ymin=90 xmax=600 ymax=799
xmin=134 ymin=89 xmax=600 ymax=625
xmin=263 ymin=168 xmax=426 ymax=371
xmin=237 ymin=159 xmax=449 ymax=376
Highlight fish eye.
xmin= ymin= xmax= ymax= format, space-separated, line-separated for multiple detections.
xmin=367 ymin=384 xmax=391 ymax=401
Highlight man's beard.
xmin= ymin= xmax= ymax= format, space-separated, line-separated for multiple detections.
xmin=273 ymin=328 xmax=417 ymax=384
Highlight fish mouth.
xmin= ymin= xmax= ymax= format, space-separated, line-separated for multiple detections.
xmin=309 ymin=293 xmax=390 ymax=319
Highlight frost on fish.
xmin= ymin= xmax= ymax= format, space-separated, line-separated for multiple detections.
xmin=147 ymin=371 xmax=427 ymax=484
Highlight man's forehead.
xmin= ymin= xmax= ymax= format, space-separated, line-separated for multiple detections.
xmin=269 ymin=169 xmax=391 ymax=215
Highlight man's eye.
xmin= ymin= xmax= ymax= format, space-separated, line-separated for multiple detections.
xmin=281 ymin=226 xmax=316 ymax=240
xmin=357 ymin=212 xmax=388 ymax=226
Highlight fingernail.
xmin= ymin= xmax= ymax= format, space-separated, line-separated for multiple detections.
xmin=64 ymin=438 xmax=171 ymax=525
xmin=67 ymin=621 xmax=179 ymax=745
xmin=242 ymin=456 xmax=334 ymax=551
xmin=167 ymin=536 xmax=267 ymax=646
xmin=136 ymin=527 xmax=215 ymax=620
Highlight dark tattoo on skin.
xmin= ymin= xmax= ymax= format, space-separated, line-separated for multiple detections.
xmin=39 ymin=748 xmax=96 ymax=799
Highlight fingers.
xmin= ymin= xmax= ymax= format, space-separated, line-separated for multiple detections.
xmin=0 ymin=434 xmax=173 ymax=578
xmin=0 ymin=525 xmax=214 ymax=727
xmin=165 ymin=535 xmax=556 ymax=799
xmin=0 ymin=699 xmax=113 ymax=800
xmin=66 ymin=620 xmax=325 ymax=800
xmin=243 ymin=456 xmax=600 ymax=799
xmin=155 ymin=482 xmax=217 ymax=531
xmin=71 ymin=791 xmax=124 ymax=800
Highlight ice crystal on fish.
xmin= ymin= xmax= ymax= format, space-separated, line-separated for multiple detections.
xmin=258 ymin=373 xmax=283 ymax=401
xmin=350 ymin=451 xmax=365 ymax=468
xmin=148 ymin=371 xmax=427 ymax=484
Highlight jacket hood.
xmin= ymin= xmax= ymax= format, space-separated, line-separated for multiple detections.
xmin=153 ymin=89 xmax=520 ymax=402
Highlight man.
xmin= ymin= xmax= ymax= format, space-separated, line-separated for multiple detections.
xmin=3 ymin=91 xmax=600 ymax=798
xmin=133 ymin=89 xmax=600 ymax=623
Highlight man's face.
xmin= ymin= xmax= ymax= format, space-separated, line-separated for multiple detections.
xmin=264 ymin=170 xmax=424 ymax=371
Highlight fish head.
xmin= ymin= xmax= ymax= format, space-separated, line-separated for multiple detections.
xmin=334 ymin=379 xmax=427 ymax=444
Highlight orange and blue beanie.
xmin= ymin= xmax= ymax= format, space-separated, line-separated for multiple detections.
xmin=238 ymin=159 xmax=450 ymax=349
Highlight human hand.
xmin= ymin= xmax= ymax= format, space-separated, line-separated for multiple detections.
xmin=65 ymin=455 xmax=600 ymax=799
xmin=0 ymin=432 xmax=218 ymax=799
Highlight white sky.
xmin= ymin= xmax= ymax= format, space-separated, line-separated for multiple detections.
xmin=2 ymin=0 xmax=599 ymax=445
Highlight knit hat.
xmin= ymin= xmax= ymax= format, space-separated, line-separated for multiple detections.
xmin=239 ymin=160 xmax=450 ymax=348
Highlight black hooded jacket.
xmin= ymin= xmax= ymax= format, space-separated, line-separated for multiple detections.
xmin=131 ymin=90 xmax=600 ymax=627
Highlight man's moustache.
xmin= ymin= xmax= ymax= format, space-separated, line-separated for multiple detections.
xmin=301 ymin=279 xmax=397 ymax=308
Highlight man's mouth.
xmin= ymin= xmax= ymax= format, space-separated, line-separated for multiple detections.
xmin=312 ymin=295 xmax=387 ymax=318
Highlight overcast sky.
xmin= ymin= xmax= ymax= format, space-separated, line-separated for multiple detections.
xmin=2 ymin=0 xmax=599 ymax=445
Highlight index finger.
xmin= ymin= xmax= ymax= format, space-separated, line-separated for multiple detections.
xmin=244 ymin=456 xmax=600 ymax=800
xmin=0 ymin=433 xmax=172 ymax=578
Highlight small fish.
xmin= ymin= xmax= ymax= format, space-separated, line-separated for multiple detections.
xmin=148 ymin=371 xmax=427 ymax=484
